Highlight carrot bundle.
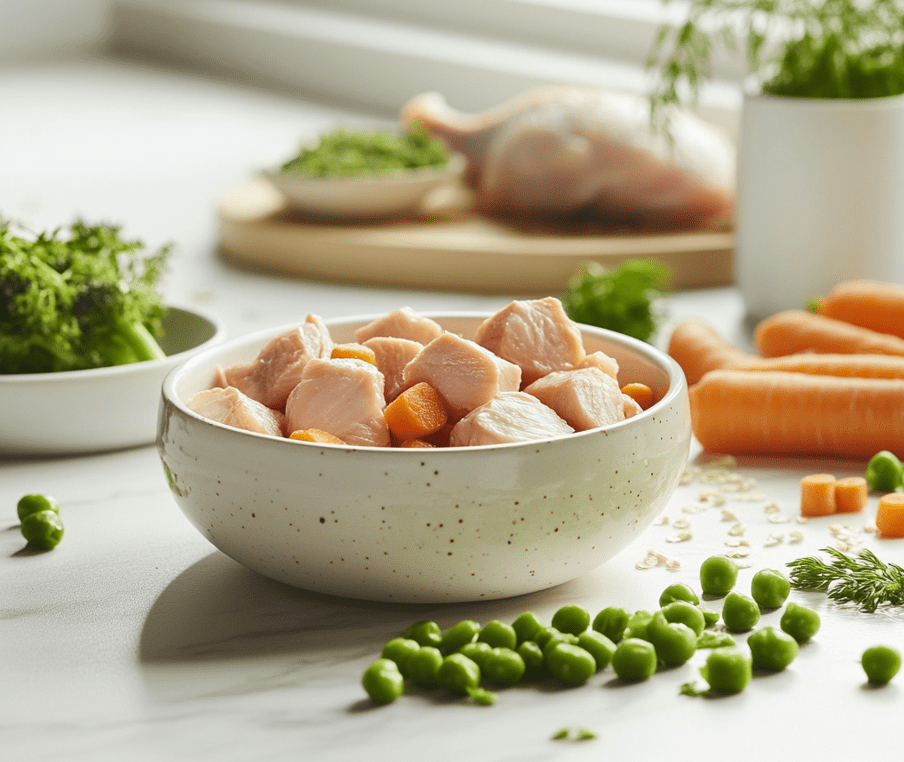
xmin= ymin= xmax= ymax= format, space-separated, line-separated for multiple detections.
xmin=755 ymin=310 xmax=904 ymax=359
xmin=819 ymin=279 xmax=904 ymax=341
xmin=688 ymin=369 xmax=904 ymax=459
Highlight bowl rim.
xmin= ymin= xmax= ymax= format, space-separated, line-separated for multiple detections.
xmin=262 ymin=152 xmax=467 ymax=188
xmin=162 ymin=311 xmax=688 ymax=453
xmin=0 ymin=303 xmax=226 ymax=385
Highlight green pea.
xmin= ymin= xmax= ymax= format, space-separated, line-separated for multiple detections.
xmin=551 ymin=604 xmax=591 ymax=636
xmin=541 ymin=630 xmax=579 ymax=659
xmin=380 ymin=637 xmax=420 ymax=675
xmin=20 ymin=510 xmax=64 ymax=551
xmin=659 ymin=582 xmax=700 ymax=608
xmin=511 ymin=611 xmax=544 ymax=645
xmin=458 ymin=641 xmax=493 ymax=670
xmin=483 ymin=647 xmax=526 ymax=687
xmin=699 ymin=555 xmax=739 ymax=597
xmin=17 ymin=493 xmax=61 ymax=521
xmin=436 ymin=653 xmax=481 ymax=696
xmin=780 ymin=602 xmax=821 ymax=643
xmin=747 ymin=626 xmax=799 ymax=672
xmin=721 ymin=592 xmax=761 ymax=633
xmin=534 ymin=626 xmax=569 ymax=650
xmin=404 ymin=620 xmax=443 ymax=648
xmin=623 ymin=610 xmax=654 ymax=642
xmin=660 ymin=600 xmax=706 ymax=636
xmin=577 ymin=629 xmax=617 ymax=671
xmin=406 ymin=646 xmax=443 ymax=688
xmin=592 ymin=606 xmax=631 ymax=643
xmin=861 ymin=645 xmax=902 ymax=686
xmin=517 ymin=640 xmax=550 ymax=682
xmin=477 ymin=619 xmax=517 ymax=650
xmin=545 ymin=642 xmax=596 ymax=686
xmin=750 ymin=569 xmax=791 ymax=610
xmin=362 ymin=658 xmax=404 ymax=704
xmin=700 ymin=647 xmax=752 ymax=694
xmin=611 ymin=638 xmax=658 ymax=682
xmin=700 ymin=607 xmax=721 ymax=628
xmin=865 ymin=450 xmax=904 ymax=492
xmin=647 ymin=612 xmax=697 ymax=668
xmin=440 ymin=620 xmax=480 ymax=654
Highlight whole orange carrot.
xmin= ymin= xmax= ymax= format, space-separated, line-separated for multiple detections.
xmin=820 ymin=280 xmax=904 ymax=340
xmin=755 ymin=310 xmax=904 ymax=358
xmin=667 ymin=320 xmax=757 ymax=386
xmin=688 ymin=369 xmax=904 ymax=458
xmin=736 ymin=353 xmax=904 ymax=380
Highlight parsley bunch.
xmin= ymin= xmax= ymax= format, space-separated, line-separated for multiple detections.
xmin=0 ymin=220 xmax=172 ymax=374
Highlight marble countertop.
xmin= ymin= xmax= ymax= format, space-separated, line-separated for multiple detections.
xmin=1 ymin=58 xmax=902 ymax=762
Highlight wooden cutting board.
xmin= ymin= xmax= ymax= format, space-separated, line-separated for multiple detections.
xmin=217 ymin=177 xmax=734 ymax=295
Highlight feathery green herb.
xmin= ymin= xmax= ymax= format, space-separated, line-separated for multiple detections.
xmin=786 ymin=547 xmax=904 ymax=613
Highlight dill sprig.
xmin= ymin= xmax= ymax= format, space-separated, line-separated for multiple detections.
xmin=786 ymin=547 xmax=904 ymax=613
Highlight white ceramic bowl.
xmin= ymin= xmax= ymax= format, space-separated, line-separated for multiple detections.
xmin=158 ymin=314 xmax=691 ymax=603
xmin=1 ymin=306 xmax=225 ymax=457
xmin=262 ymin=153 xmax=466 ymax=219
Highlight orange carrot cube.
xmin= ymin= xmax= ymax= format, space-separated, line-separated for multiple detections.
xmin=331 ymin=343 xmax=377 ymax=365
xmin=833 ymin=476 xmax=868 ymax=514
xmin=384 ymin=382 xmax=448 ymax=441
xmin=620 ymin=382 xmax=655 ymax=410
xmin=289 ymin=428 xmax=346 ymax=445
xmin=875 ymin=493 xmax=904 ymax=538
xmin=800 ymin=473 xmax=837 ymax=517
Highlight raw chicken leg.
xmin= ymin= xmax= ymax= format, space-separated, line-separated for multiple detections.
xmin=401 ymin=87 xmax=735 ymax=229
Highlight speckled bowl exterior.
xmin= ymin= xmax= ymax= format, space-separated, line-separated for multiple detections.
xmin=157 ymin=314 xmax=691 ymax=603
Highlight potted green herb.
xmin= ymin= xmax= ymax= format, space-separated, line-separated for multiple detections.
xmin=648 ymin=0 xmax=904 ymax=320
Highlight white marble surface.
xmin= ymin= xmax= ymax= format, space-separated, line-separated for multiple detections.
xmin=1 ymin=57 xmax=902 ymax=762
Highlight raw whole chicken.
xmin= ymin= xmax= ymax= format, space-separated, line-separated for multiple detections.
xmin=401 ymin=87 xmax=735 ymax=229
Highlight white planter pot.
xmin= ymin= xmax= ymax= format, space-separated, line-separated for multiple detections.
xmin=735 ymin=91 xmax=904 ymax=321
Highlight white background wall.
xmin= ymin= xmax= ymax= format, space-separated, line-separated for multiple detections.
xmin=0 ymin=1 xmax=110 ymax=63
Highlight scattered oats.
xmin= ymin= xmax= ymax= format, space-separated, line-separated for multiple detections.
xmin=720 ymin=508 xmax=738 ymax=522
xmin=679 ymin=467 xmax=701 ymax=485
xmin=764 ymin=533 xmax=784 ymax=547
xmin=725 ymin=547 xmax=751 ymax=559
xmin=665 ymin=558 xmax=682 ymax=571
xmin=682 ymin=503 xmax=708 ymax=514
xmin=796 ymin=516 xmax=808 ymax=524
xmin=734 ymin=490 xmax=767 ymax=502
xmin=787 ymin=531 xmax=804 ymax=544
xmin=719 ymin=476 xmax=758 ymax=493
xmin=833 ymin=538 xmax=853 ymax=553
xmin=666 ymin=531 xmax=693 ymax=543
xmin=700 ymin=490 xmax=727 ymax=506
xmin=652 ymin=515 xmax=670 ymax=526
xmin=864 ymin=522 xmax=877 ymax=534
xmin=727 ymin=522 xmax=747 ymax=537
xmin=734 ymin=560 xmax=753 ymax=569
xmin=767 ymin=513 xmax=792 ymax=524
xmin=700 ymin=468 xmax=731 ymax=484
xmin=706 ymin=455 xmax=738 ymax=469
xmin=763 ymin=502 xmax=782 ymax=514
xmin=724 ymin=538 xmax=750 ymax=548
xmin=635 ymin=553 xmax=660 ymax=570
xmin=672 ymin=517 xmax=691 ymax=530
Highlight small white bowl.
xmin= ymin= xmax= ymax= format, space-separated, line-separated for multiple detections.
xmin=158 ymin=314 xmax=691 ymax=603
xmin=1 ymin=306 xmax=225 ymax=457
xmin=262 ymin=153 xmax=466 ymax=219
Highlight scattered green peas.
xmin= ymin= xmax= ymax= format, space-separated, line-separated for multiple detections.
xmin=623 ymin=610 xmax=654 ymax=642
xmin=441 ymin=620 xmax=480 ymax=654
xmin=362 ymin=658 xmax=404 ymax=704
xmin=511 ymin=611 xmax=544 ymax=645
xmin=699 ymin=555 xmax=739 ymax=597
xmin=436 ymin=653 xmax=481 ymax=695
xmin=865 ymin=450 xmax=904 ymax=492
xmin=458 ymin=641 xmax=493 ymax=670
xmin=545 ymin=642 xmax=596 ymax=686
xmin=747 ymin=626 xmax=799 ymax=672
xmin=611 ymin=638 xmax=658 ymax=682
xmin=534 ymin=626 xmax=572 ymax=650
xmin=659 ymin=582 xmax=700 ymax=608
xmin=517 ymin=640 xmax=549 ymax=682
xmin=647 ymin=612 xmax=697 ymax=668
xmin=541 ymin=630 xmax=579 ymax=658
xmin=592 ymin=606 xmax=630 ymax=643
xmin=478 ymin=620 xmax=517 ymax=650
xmin=576 ymin=629 xmax=617 ymax=671
xmin=17 ymin=493 xmax=61 ymax=521
xmin=20 ymin=510 xmax=64 ymax=551
xmin=861 ymin=645 xmax=901 ymax=686
xmin=750 ymin=569 xmax=791 ymax=610
xmin=721 ymin=592 xmax=761 ymax=633
xmin=483 ymin=647 xmax=525 ymax=687
xmin=700 ymin=648 xmax=752 ymax=694
xmin=660 ymin=600 xmax=706 ymax=636
xmin=699 ymin=607 xmax=721 ymax=628
xmin=404 ymin=620 xmax=443 ymax=648
xmin=551 ymin=604 xmax=591 ymax=636
xmin=381 ymin=637 xmax=420 ymax=675
xmin=696 ymin=631 xmax=736 ymax=650
xmin=780 ymin=602 xmax=821 ymax=643
xmin=406 ymin=646 xmax=443 ymax=689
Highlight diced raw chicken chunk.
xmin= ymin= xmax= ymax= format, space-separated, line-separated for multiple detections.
xmin=284 ymin=358 xmax=390 ymax=447
xmin=403 ymin=332 xmax=521 ymax=417
xmin=362 ymin=336 xmax=424 ymax=403
xmin=450 ymin=392 xmax=574 ymax=446
xmin=578 ymin=351 xmax=620 ymax=381
xmin=221 ymin=315 xmax=333 ymax=410
xmin=354 ymin=307 xmax=444 ymax=345
xmin=186 ymin=386 xmax=285 ymax=438
xmin=474 ymin=297 xmax=585 ymax=385
xmin=524 ymin=367 xmax=638 ymax=431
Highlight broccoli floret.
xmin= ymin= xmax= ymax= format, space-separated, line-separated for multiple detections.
xmin=0 ymin=219 xmax=172 ymax=373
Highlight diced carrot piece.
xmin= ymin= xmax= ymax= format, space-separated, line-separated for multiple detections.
xmin=399 ymin=439 xmax=435 ymax=448
xmin=384 ymin=382 xmax=448 ymax=441
xmin=834 ymin=476 xmax=868 ymax=514
xmin=289 ymin=428 xmax=346 ymax=445
xmin=331 ymin=343 xmax=377 ymax=365
xmin=620 ymin=382 xmax=655 ymax=410
xmin=875 ymin=493 xmax=904 ymax=537
xmin=800 ymin=473 xmax=837 ymax=517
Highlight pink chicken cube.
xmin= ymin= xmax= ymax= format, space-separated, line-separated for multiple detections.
xmin=578 ymin=351 xmax=620 ymax=381
xmin=402 ymin=332 xmax=521 ymax=417
xmin=450 ymin=391 xmax=574 ymax=446
xmin=284 ymin=358 xmax=390 ymax=447
xmin=186 ymin=386 xmax=285 ymax=437
xmin=524 ymin=366 xmax=638 ymax=431
xmin=354 ymin=307 xmax=444 ymax=345
xmin=474 ymin=296 xmax=585 ymax=386
xmin=362 ymin=336 xmax=424 ymax=403
xmin=221 ymin=314 xmax=333 ymax=410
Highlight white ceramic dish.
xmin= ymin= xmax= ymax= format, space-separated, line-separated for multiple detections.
xmin=158 ymin=314 xmax=691 ymax=603
xmin=1 ymin=306 xmax=225 ymax=458
xmin=262 ymin=153 xmax=467 ymax=219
